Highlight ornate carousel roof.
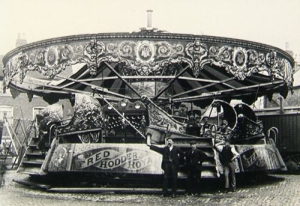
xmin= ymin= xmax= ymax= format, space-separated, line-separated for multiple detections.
xmin=2 ymin=27 xmax=294 ymax=107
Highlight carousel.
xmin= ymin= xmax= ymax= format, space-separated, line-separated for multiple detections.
xmin=2 ymin=11 xmax=294 ymax=189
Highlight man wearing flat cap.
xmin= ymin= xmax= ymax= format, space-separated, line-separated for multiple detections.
xmin=186 ymin=140 xmax=208 ymax=196
xmin=147 ymin=137 xmax=184 ymax=197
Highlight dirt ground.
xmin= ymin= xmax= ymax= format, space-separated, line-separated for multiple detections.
xmin=0 ymin=169 xmax=299 ymax=206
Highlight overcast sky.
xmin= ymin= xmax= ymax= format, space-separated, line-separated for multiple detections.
xmin=1 ymin=0 xmax=299 ymax=59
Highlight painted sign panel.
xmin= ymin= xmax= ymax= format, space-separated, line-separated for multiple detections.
xmin=236 ymin=144 xmax=284 ymax=172
xmin=214 ymin=144 xmax=285 ymax=175
xmin=48 ymin=144 xmax=163 ymax=174
xmin=47 ymin=142 xmax=285 ymax=176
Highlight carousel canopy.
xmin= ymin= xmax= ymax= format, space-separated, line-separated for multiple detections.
xmin=2 ymin=29 xmax=294 ymax=107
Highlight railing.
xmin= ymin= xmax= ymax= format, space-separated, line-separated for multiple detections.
xmin=4 ymin=117 xmax=37 ymax=169
xmin=4 ymin=118 xmax=22 ymax=155
xmin=267 ymin=127 xmax=279 ymax=144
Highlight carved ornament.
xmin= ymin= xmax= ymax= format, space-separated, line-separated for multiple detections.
xmin=3 ymin=38 xmax=293 ymax=89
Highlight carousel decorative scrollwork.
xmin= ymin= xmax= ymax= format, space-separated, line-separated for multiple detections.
xmin=103 ymin=40 xmax=185 ymax=76
xmin=143 ymin=96 xmax=186 ymax=133
xmin=185 ymin=39 xmax=209 ymax=76
xmin=58 ymin=94 xmax=103 ymax=143
xmin=16 ymin=52 xmax=29 ymax=83
xmin=3 ymin=36 xmax=293 ymax=89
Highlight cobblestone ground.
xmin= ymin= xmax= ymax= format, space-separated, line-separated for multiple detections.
xmin=0 ymin=170 xmax=299 ymax=206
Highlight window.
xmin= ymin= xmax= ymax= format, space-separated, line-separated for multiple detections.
xmin=33 ymin=107 xmax=46 ymax=120
xmin=0 ymin=106 xmax=13 ymax=125
xmin=0 ymin=106 xmax=13 ymax=144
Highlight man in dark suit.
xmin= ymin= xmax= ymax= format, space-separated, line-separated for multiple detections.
xmin=147 ymin=137 xmax=184 ymax=197
xmin=186 ymin=140 xmax=208 ymax=196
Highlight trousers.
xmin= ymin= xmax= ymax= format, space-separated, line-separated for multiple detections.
xmin=223 ymin=162 xmax=236 ymax=189
xmin=186 ymin=168 xmax=202 ymax=194
xmin=163 ymin=162 xmax=178 ymax=195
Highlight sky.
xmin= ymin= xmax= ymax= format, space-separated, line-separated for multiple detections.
xmin=0 ymin=0 xmax=299 ymax=60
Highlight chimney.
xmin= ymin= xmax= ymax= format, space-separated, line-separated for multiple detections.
xmin=146 ymin=10 xmax=153 ymax=29
xmin=16 ymin=32 xmax=27 ymax=48
xmin=284 ymin=41 xmax=294 ymax=57
xmin=139 ymin=10 xmax=158 ymax=32
xmin=285 ymin=42 xmax=289 ymax=50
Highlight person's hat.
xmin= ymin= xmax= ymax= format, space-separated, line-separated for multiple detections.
xmin=166 ymin=137 xmax=173 ymax=141
xmin=190 ymin=140 xmax=197 ymax=145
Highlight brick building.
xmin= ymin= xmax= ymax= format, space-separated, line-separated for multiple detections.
xmin=0 ymin=54 xmax=71 ymax=153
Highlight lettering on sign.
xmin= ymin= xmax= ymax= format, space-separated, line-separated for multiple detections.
xmin=76 ymin=149 xmax=153 ymax=171
xmin=240 ymin=147 xmax=278 ymax=169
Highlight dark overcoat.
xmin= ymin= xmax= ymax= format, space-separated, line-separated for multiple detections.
xmin=186 ymin=149 xmax=207 ymax=171
xmin=150 ymin=145 xmax=184 ymax=170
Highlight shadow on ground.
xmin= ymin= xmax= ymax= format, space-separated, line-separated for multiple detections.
xmin=10 ymin=170 xmax=286 ymax=195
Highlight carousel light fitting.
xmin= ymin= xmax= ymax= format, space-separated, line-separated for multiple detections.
xmin=134 ymin=103 xmax=141 ymax=109
xmin=120 ymin=99 xmax=128 ymax=107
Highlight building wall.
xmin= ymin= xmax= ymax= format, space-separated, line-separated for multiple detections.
xmin=0 ymin=91 xmax=72 ymax=151
xmin=1 ymin=93 xmax=48 ymax=119
xmin=1 ymin=92 xmax=72 ymax=120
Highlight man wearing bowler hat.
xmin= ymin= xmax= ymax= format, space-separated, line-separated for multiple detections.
xmin=186 ymin=140 xmax=208 ymax=196
xmin=147 ymin=137 xmax=185 ymax=197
